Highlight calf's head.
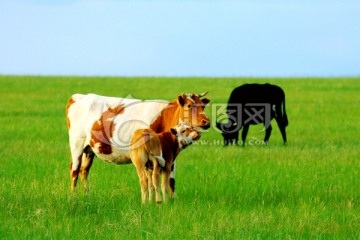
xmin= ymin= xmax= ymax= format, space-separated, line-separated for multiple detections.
xmin=170 ymin=122 xmax=201 ymax=150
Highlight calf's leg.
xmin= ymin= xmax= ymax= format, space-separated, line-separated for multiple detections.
xmin=152 ymin=164 xmax=162 ymax=203
xmin=132 ymin=154 xmax=149 ymax=204
xmin=169 ymin=161 xmax=176 ymax=198
xmin=140 ymin=170 xmax=149 ymax=203
xmin=146 ymin=170 xmax=154 ymax=202
xmin=162 ymin=167 xmax=171 ymax=203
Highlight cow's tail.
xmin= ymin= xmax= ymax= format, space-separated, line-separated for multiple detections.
xmin=282 ymin=96 xmax=288 ymax=127
xmin=143 ymin=130 xmax=166 ymax=168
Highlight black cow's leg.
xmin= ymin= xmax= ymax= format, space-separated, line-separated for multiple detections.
xmin=275 ymin=117 xmax=287 ymax=144
xmin=241 ymin=124 xmax=249 ymax=146
xmin=234 ymin=133 xmax=239 ymax=145
xmin=264 ymin=124 xmax=272 ymax=145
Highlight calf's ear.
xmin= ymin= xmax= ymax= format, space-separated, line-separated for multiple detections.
xmin=170 ymin=128 xmax=177 ymax=136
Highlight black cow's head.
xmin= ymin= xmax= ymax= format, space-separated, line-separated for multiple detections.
xmin=216 ymin=122 xmax=241 ymax=146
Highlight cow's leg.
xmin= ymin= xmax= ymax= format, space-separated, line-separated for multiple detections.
xmin=169 ymin=161 xmax=176 ymax=198
xmin=241 ymin=124 xmax=249 ymax=146
xmin=70 ymin=155 xmax=82 ymax=192
xmin=152 ymin=163 xmax=162 ymax=203
xmin=79 ymin=146 xmax=94 ymax=193
xmin=264 ymin=124 xmax=272 ymax=145
xmin=275 ymin=117 xmax=287 ymax=144
xmin=69 ymin=137 xmax=85 ymax=192
xmin=234 ymin=132 xmax=239 ymax=145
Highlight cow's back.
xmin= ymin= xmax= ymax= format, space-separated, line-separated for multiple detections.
xmin=67 ymin=93 xmax=126 ymax=133
xmin=67 ymin=93 xmax=169 ymax=164
xmin=229 ymin=84 xmax=284 ymax=104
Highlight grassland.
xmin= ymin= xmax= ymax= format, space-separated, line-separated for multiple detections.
xmin=0 ymin=76 xmax=359 ymax=239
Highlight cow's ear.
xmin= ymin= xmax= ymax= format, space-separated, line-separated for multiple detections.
xmin=170 ymin=128 xmax=177 ymax=136
xmin=201 ymin=98 xmax=210 ymax=106
xmin=177 ymin=95 xmax=185 ymax=106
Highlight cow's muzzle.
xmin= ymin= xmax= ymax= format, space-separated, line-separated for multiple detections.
xmin=199 ymin=119 xmax=211 ymax=129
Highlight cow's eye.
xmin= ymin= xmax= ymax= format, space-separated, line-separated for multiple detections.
xmin=187 ymin=104 xmax=191 ymax=108
xmin=181 ymin=130 xmax=186 ymax=134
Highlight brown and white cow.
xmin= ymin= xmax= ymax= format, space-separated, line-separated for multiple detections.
xmin=130 ymin=121 xmax=200 ymax=203
xmin=66 ymin=92 xmax=210 ymax=194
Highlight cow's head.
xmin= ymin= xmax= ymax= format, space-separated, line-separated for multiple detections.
xmin=216 ymin=122 xmax=240 ymax=146
xmin=177 ymin=92 xmax=210 ymax=130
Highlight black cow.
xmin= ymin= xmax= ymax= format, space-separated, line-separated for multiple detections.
xmin=216 ymin=83 xmax=288 ymax=145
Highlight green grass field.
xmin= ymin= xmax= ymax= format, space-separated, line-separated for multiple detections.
xmin=0 ymin=76 xmax=359 ymax=239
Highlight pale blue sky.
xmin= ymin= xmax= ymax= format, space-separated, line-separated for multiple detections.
xmin=1 ymin=0 xmax=359 ymax=77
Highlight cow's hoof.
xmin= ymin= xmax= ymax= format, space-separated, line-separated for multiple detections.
xmin=156 ymin=201 xmax=162 ymax=204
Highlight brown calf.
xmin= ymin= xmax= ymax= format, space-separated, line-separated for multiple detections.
xmin=130 ymin=122 xmax=200 ymax=203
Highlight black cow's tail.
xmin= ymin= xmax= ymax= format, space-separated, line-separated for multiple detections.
xmin=282 ymin=97 xmax=288 ymax=127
